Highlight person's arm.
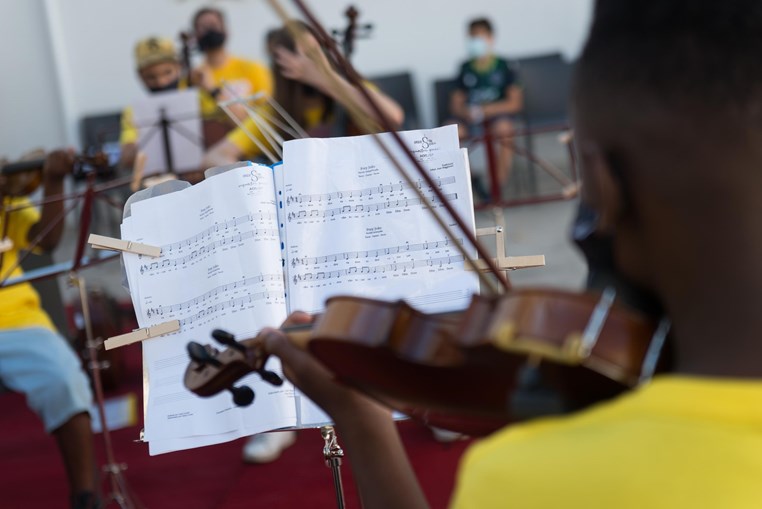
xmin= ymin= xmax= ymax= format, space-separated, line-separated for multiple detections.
xmin=263 ymin=313 xmax=429 ymax=509
xmin=119 ymin=142 xmax=137 ymax=170
xmin=479 ymin=84 xmax=523 ymax=119
xmin=450 ymin=88 xmax=470 ymax=121
xmin=274 ymin=46 xmax=405 ymax=129
xmin=27 ymin=150 xmax=73 ymax=252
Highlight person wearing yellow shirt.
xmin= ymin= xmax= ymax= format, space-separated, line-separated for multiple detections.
xmin=202 ymin=22 xmax=404 ymax=167
xmin=191 ymin=7 xmax=273 ymax=123
xmin=247 ymin=1 xmax=762 ymax=508
xmin=118 ymin=36 xmax=197 ymax=170
xmin=118 ymin=35 xmax=258 ymax=173
xmin=0 ymin=151 xmax=98 ymax=509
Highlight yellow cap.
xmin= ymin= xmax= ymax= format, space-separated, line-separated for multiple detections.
xmin=134 ymin=37 xmax=178 ymax=70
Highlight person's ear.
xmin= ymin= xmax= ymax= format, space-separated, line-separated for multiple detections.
xmin=578 ymin=142 xmax=626 ymax=235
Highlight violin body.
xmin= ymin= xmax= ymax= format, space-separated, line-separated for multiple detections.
xmin=184 ymin=290 xmax=664 ymax=436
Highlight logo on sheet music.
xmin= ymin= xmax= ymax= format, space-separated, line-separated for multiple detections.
xmin=414 ymin=136 xmax=436 ymax=150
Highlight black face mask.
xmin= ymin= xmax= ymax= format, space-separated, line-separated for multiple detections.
xmin=572 ymin=202 xmax=663 ymax=318
xmin=197 ymin=30 xmax=226 ymax=52
xmin=148 ymin=78 xmax=181 ymax=93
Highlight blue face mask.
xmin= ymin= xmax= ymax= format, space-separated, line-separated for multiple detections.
xmin=467 ymin=36 xmax=489 ymax=59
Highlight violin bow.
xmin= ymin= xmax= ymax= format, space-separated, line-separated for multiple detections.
xmin=267 ymin=0 xmax=510 ymax=295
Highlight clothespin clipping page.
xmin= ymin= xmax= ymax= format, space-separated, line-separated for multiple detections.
xmin=88 ymin=233 xmax=161 ymax=258
xmin=104 ymin=320 xmax=181 ymax=350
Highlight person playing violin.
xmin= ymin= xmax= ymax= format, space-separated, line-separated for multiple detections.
xmin=0 ymin=150 xmax=99 ymax=509
xmin=257 ymin=1 xmax=762 ymax=507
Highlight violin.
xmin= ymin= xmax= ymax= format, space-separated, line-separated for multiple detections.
xmin=184 ymin=289 xmax=666 ymax=436
xmin=1 ymin=152 xmax=112 ymax=197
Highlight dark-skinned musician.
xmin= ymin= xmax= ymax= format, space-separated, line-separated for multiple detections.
xmin=1 ymin=150 xmax=98 ymax=509
xmin=258 ymin=1 xmax=762 ymax=507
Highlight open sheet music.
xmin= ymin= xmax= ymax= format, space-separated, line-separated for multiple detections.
xmin=120 ymin=125 xmax=479 ymax=454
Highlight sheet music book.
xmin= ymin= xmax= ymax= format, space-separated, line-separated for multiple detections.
xmin=120 ymin=125 xmax=479 ymax=454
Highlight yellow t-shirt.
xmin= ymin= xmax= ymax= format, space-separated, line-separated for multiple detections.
xmin=0 ymin=197 xmax=55 ymax=331
xmin=199 ymin=55 xmax=273 ymax=121
xmin=451 ymin=376 xmax=762 ymax=508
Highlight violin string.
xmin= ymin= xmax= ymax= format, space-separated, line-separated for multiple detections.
xmin=268 ymin=0 xmax=508 ymax=295
xmin=268 ymin=0 xmax=511 ymax=293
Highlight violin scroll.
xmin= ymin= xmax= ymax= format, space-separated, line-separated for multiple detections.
xmin=184 ymin=330 xmax=283 ymax=407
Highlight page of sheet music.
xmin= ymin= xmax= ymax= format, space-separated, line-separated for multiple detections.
xmin=281 ymin=125 xmax=479 ymax=323
xmin=121 ymin=166 xmax=296 ymax=455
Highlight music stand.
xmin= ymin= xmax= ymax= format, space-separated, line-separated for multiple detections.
xmin=131 ymin=89 xmax=203 ymax=177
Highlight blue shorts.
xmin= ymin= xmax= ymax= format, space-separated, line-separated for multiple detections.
xmin=0 ymin=327 xmax=93 ymax=432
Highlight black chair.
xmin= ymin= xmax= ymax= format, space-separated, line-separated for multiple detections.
xmin=515 ymin=52 xmax=573 ymax=129
xmin=433 ymin=78 xmax=459 ymax=127
xmin=369 ymin=72 xmax=420 ymax=130
xmin=514 ymin=53 xmax=573 ymax=188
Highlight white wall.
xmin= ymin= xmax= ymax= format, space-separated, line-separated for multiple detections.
xmin=2 ymin=0 xmax=593 ymax=157
xmin=0 ymin=0 xmax=66 ymax=160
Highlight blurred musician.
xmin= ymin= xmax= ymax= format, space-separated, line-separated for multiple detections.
xmin=0 ymin=151 xmax=98 ymax=509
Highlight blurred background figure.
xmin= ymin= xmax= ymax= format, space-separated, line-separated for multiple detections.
xmin=449 ymin=17 xmax=523 ymax=194
xmin=0 ymin=151 xmax=98 ymax=509
xmin=119 ymin=36 xmax=187 ymax=170
xmin=203 ymin=21 xmax=403 ymax=167
xmin=191 ymin=6 xmax=273 ymax=127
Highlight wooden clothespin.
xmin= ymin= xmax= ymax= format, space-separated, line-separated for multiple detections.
xmin=104 ymin=320 xmax=181 ymax=350
xmin=466 ymin=225 xmax=546 ymax=273
xmin=88 ymin=233 xmax=161 ymax=258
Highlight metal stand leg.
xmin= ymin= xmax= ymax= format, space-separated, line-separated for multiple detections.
xmin=321 ymin=426 xmax=346 ymax=509
xmin=70 ymin=273 xmax=143 ymax=509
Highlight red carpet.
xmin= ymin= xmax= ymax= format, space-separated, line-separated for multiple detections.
xmin=0 ymin=340 xmax=471 ymax=508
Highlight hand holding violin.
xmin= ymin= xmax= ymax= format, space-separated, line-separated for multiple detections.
xmin=260 ymin=311 xmax=392 ymax=424
xmin=262 ymin=312 xmax=429 ymax=509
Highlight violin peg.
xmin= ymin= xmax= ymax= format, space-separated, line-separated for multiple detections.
xmin=258 ymin=369 xmax=283 ymax=386
xmin=212 ymin=329 xmax=245 ymax=352
xmin=187 ymin=341 xmax=222 ymax=367
xmin=229 ymin=385 xmax=255 ymax=406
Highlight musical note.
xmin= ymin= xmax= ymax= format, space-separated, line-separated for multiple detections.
xmin=145 ymin=274 xmax=282 ymax=317
xmin=291 ymin=254 xmax=465 ymax=285
xmin=289 ymin=238 xmax=464 ymax=267
xmin=139 ymin=228 xmax=279 ymax=274
xmin=286 ymin=194 xmax=459 ymax=222
xmin=284 ymin=176 xmax=456 ymax=205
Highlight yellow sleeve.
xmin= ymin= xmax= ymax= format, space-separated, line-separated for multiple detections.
xmin=119 ymin=106 xmax=138 ymax=145
xmin=4 ymin=197 xmax=40 ymax=251
xmin=244 ymin=60 xmax=273 ymax=97
xmin=225 ymin=117 xmax=265 ymax=160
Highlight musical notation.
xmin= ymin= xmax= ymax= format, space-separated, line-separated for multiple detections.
xmin=292 ymin=254 xmax=465 ymax=285
xmin=287 ymin=193 xmax=458 ymax=222
xmin=146 ymin=274 xmax=282 ymax=318
xmin=156 ymin=212 xmax=277 ymax=254
xmin=141 ymin=228 xmax=279 ymax=274
xmin=176 ymin=290 xmax=282 ymax=328
xmin=290 ymin=238 xmax=463 ymax=268
xmin=285 ymin=176 xmax=457 ymax=205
